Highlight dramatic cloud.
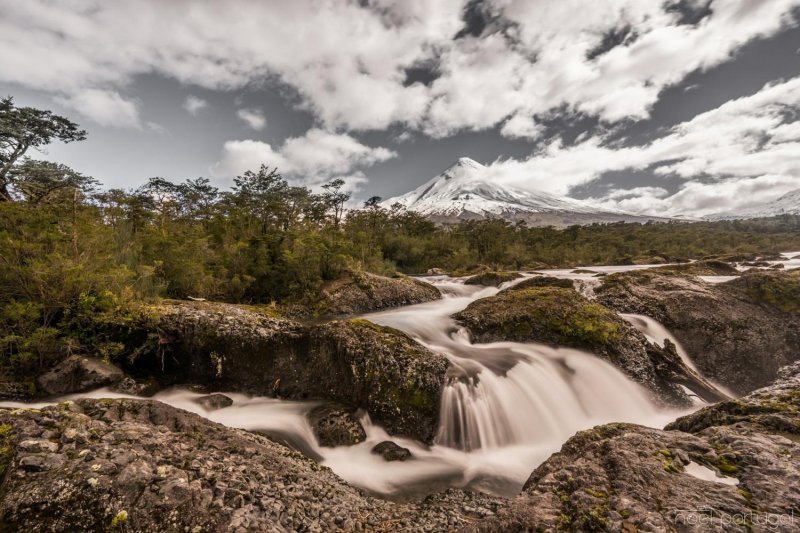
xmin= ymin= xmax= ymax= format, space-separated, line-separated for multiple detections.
xmin=183 ymin=95 xmax=208 ymax=115
xmin=54 ymin=89 xmax=140 ymax=128
xmin=213 ymin=129 xmax=397 ymax=189
xmin=236 ymin=108 xmax=266 ymax=131
xmin=2 ymin=0 xmax=797 ymax=135
xmin=480 ymin=76 xmax=800 ymax=216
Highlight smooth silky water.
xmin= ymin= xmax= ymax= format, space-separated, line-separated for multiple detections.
xmin=0 ymin=266 xmax=707 ymax=499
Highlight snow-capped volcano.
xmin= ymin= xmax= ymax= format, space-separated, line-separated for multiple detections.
xmin=384 ymin=158 xmax=663 ymax=227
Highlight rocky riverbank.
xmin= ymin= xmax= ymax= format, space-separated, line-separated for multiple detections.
xmin=1 ymin=362 xmax=797 ymax=531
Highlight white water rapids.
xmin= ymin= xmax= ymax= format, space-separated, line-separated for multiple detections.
xmin=1 ymin=264 xmax=711 ymax=498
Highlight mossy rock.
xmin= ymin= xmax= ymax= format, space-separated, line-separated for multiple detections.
xmin=453 ymin=287 xmax=625 ymax=350
xmin=296 ymin=270 xmax=441 ymax=316
xmin=463 ymin=271 xmax=522 ymax=287
xmin=721 ymin=270 xmax=800 ymax=315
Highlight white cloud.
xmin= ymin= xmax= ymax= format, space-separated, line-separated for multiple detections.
xmin=237 ymin=108 xmax=267 ymax=130
xmin=183 ymin=95 xmax=207 ymax=115
xmin=213 ymin=128 xmax=396 ymax=187
xmin=54 ymin=89 xmax=140 ymax=128
xmin=1 ymin=0 xmax=796 ymax=134
xmin=480 ymin=76 xmax=800 ymax=216
xmin=500 ymin=114 xmax=544 ymax=140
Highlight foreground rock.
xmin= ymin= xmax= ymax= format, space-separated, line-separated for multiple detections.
xmin=596 ymin=269 xmax=800 ymax=394
xmin=464 ymin=363 xmax=800 ymax=532
xmin=298 ymin=270 xmax=441 ymax=316
xmin=0 ymin=399 xmax=504 ymax=531
xmin=146 ymin=303 xmax=449 ymax=443
xmin=36 ymin=356 xmax=124 ymax=396
xmin=453 ymin=286 xmax=724 ymax=405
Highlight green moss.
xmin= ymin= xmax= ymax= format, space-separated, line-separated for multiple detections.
xmin=737 ymin=271 xmax=800 ymax=314
xmin=654 ymin=449 xmax=682 ymax=473
xmin=107 ymin=510 xmax=128 ymax=532
xmin=0 ymin=422 xmax=13 ymax=478
xmin=717 ymin=456 xmax=738 ymax=475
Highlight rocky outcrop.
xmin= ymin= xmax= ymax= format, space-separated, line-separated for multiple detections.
xmin=301 ymin=270 xmax=441 ymax=316
xmin=463 ymin=271 xmax=521 ymax=287
xmin=499 ymin=276 xmax=574 ymax=292
xmin=36 ymin=356 xmax=124 ymax=396
xmin=666 ymin=361 xmax=800 ymax=435
xmin=596 ymin=269 xmax=800 ymax=394
xmin=141 ymin=303 xmax=449 ymax=443
xmin=650 ymin=259 xmax=740 ymax=276
xmin=0 ymin=399 xmax=503 ymax=532
xmin=464 ymin=363 xmax=800 ymax=532
xmin=307 ymin=403 xmax=366 ymax=447
xmin=452 ymin=287 xmax=725 ymax=405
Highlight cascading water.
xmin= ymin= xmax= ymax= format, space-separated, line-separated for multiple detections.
xmin=0 ymin=264 xmax=704 ymax=498
xmin=365 ymin=276 xmax=674 ymax=457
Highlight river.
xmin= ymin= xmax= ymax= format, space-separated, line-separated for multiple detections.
xmin=1 ymin=261 xmax=744 ymax=499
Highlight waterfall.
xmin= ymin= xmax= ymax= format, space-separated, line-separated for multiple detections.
xmin=365 ymin=274 xmax=677 ymax=456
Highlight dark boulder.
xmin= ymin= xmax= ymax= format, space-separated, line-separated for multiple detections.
xmin=193 ymin=393 xmax=234 ymax=411
xmin=371 ymin=441 xmax=412 ymax=462
xmin=36 ymin=356 xmax=124 ymax=396
xmin=463 ymin=271 xmax=521 ymax=287
xmin=109 ymin=377 xmax=161 ymax=397
xmin=307 ymin=403 xmax=366 ymax=447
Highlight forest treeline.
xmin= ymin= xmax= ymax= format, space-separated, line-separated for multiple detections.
xmin=3 ymin=96 xmax=800 ymax=380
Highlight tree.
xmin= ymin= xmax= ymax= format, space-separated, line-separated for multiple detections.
xmin=176 ymin=177 xmax=219 ymax=222
xmin=321 ymin=178 xmax=350 ymax=228
xmin=0 ymin=97 xmax=87 ymax=202
xmin=231 ymin=165 xmax=290 ymax=234
xmin=9 ymin=159 xmax=97 ymax=204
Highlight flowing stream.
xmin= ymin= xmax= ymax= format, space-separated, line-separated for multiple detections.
xmin=1 ymin=265 xmax=714 ymax=498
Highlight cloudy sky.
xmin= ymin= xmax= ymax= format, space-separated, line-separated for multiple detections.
xmin=1 ymin=0 xmax=799 ymax=216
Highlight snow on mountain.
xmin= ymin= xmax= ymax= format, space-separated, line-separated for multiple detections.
xmin=383 ymin=157 xmax=663 ymax=227
xmin=708 ymin=188 xmax=800 ymax=220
